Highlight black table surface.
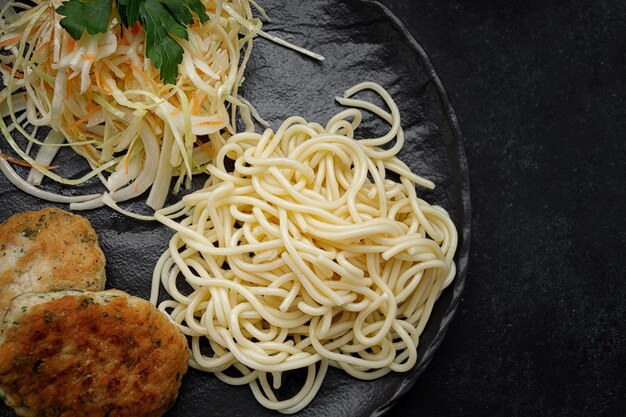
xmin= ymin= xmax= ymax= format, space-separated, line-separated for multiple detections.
xmin=0 ymin=1 xmax=623 ymax=417
xmin=379 ymin=0 xmax=626 ymax=416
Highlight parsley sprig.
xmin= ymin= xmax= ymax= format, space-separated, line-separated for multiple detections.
xmin=56 ymin=0 xmax=209 ymax=84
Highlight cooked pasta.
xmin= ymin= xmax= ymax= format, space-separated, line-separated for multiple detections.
xmin=151 ymin=82 xmax=458 ymax=413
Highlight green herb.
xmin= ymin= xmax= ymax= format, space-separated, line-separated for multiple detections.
xmin=56 ymin=0 xmax=209 ymax=84
xmin=21 ymin=228 xmax=38 ymax=239
xmin=79 ymin=297 xmax=94 ymax=308
xmin=44 ymin=311 xmax=54 ymax=324
xmin=56 ymin=0 xmax=113 ymax=40
xmin=80 ymin=233 xmax=95 ymax=243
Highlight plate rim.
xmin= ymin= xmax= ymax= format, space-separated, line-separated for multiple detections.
xmin=363 ymin=1 xmax=473 ymax=415
xmin=0 ymin=1 xmax=472 ymax=415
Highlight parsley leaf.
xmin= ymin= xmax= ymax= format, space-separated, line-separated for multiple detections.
xmin=117 ymin=0 xmax=141 ymax=27
xmin=162 ymin=0 xmax=209 ymax=26
xmin=57 ymin=0 xmax=113 ymax=41
xmin=138 ymin=0 xmax=188 ymax=84
xmin=55 ymin=0 xmax=209 ymax=84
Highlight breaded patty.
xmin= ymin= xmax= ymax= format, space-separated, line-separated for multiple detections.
xmin=0 ymin=289 xmax=189 ymax=417
xmin=0 ymin=207 xmax=106 ymax=316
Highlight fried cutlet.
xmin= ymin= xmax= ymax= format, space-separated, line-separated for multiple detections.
xmin=0 ymin=207 xmax=106 ymax=317
xmin=0 ymin=289 xmax=189 ymax=417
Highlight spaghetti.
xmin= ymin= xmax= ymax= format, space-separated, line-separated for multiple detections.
xmin=151 ymin=82 xmax=458 ymax=413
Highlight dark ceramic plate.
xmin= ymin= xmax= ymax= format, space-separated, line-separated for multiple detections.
xmin=0 ymin=1 xmax=470 ymax=416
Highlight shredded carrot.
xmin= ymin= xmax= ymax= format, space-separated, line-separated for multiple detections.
xmin=0 ymin=153 xmax=58 ymax=169
xmin=196 ymin=120 xmax=223 ymax=126
xmin=81 ymin=144 xmax=98 ymax=162
xmin=33 ymin=40 xmax=49 ymax=55
xmin=40 ymin=54 xmax=55 ymax=76
xmin=66 ymin=37 xmax=76 ymax=54
xmin=94 ymin=65 xmax=104 ymax=92
xmin=94 ymin=66 xmax=112 ymax=95
xmin=0 ymin=153 xmax=32 ymax=168
xmin=86 ymin=86 xmax=95 ymax=112
xmin=190 ymin=93 xmax=206 ymax=115
xmin=0 ymin=34 xmax=22 ymax=48
xmin=66 ymin=71 xmax=80 ymax=97
xmin=123 ymin=64 xmax=132 ymax=91
xmin=196 ymin=138 xmax=216 ymax=157
xmin=1 ymin=64 xmax=24 ymax=79
xmin=48 ymin=5 xmax=55 ymax=47
xmin=131 ymin=22 xmax=141 ymax=36
xmin=67 ymin=107 xmax=101 ymax=130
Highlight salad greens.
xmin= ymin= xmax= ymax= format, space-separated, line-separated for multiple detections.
xmin=56 ymin=0 xmax=209 ymax=84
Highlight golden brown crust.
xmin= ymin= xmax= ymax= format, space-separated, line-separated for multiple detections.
xmin=0 ymin=208 xmax=106 ymax=316
xmin=0 ymin=290 xmax=189 ymax=417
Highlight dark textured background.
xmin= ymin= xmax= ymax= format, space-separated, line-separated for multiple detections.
xmin=0 ymin=0 xmax=624 ymax=416
xmin=380 ymin=0 xmax=626 ymax=416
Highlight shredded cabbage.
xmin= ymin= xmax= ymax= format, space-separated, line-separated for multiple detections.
xmin=0 ymin=0 xmax=273 ymax=212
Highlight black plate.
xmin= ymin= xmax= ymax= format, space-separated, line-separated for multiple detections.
xmin=0 ymin=1 xmax=470 ymax=416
